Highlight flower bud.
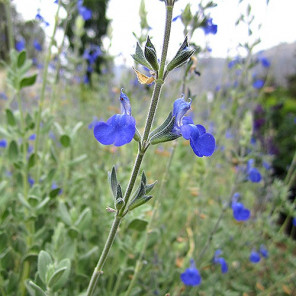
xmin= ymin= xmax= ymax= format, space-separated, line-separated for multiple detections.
xmin=166 ymin=36 xmax=195 ymax=72
xmin=144 ymin=36 xmax=159 ymax=71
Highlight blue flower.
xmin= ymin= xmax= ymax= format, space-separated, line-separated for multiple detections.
xmin=249 ymin=250 xmax=261 ymax=263
xmin=0 ymin=139 xmax=7 ymax=148
xmin=83 ymin=75 xmax=90 ymax=84
xmin=33 ymin=40 xmax=42 ymax=51
xmin=28 ymin=177 xmax=35 ymax=187
xmin=16 ymin=39 xmax=26 ymax=51
xmin=93 ymin=89 xmax=136 ymax=147
xmin=257 ymin=56 xmax=270 ymax=68
xmin=180 ymin=259 xmax=201 ymax=286
xmin=35 ymin=9 xmax=44 ymax=22
xmin=248 ymin=168 xmax=261 ymax=182
xmin=77 ymin=0 xmax=92 ymax=20
xmin=28 ymin=134 xmax=36 ymax=140
xmin=203 ymin=18 xmax=217 ymax=35
xmin=83 ymin=45 xmax=102 ymax=65
xmin=292 ymin=217 xmax=296 ymax=227
xmin=253 ymin=79 xmax=264 ymax=89
xmin=0 ymin=92 xmax=7 ymax=100
xmin=262 ymin=161 xmax=271 ymax=170
xmin=213 ymin=250 xmax=228 ymax=273
xmin=259 ymin=245 xmax=268 ymax=258
xmin=35 ymin=9 xmax=50 ymax=26
xmin=172 ymin=96 xmax=215 ymax=157
xmin=228 ymin=57 xmax=240 ymax=69
xmin=172 ymin=15 xmax=181 ymax=22
xmin=232 ymin=202 xmax=250 ymax=221
xmin=247 ymin=159 xmax=262 ymax=183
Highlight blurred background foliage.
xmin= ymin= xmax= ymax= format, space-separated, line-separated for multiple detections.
xmin=0 ymin=0 xmax=296 ymax=295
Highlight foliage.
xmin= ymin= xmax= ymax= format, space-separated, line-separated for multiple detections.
xmin=0 ymin=0 xmax=295 ymax=296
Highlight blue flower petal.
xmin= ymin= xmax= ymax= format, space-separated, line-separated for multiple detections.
xmin=180 ymin=124 xmax=195 ymax=140
xmin=190 ymin=130 xmax=216 ymax=157
xmin=182 ymin=116 xmax=194 ymax=125
xmin=110 ymin=115 xmax=136 ymax=146
xmin=94 ymin=121 xmax=115 ymax=145
xmin=173 ymin=96 xmax=191 ymax=127
xmin=195 ymin=124 xmax=206 ymax=135
xmin=94 ymin=114 xmax=136 ymax=147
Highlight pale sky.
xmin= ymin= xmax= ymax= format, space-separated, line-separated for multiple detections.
xmin=13 ymin=0 xmax=296 ymax=64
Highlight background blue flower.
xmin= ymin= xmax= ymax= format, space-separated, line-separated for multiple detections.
xmin=180 ymin=259 xmax=201 ymax=286
xmin=203 ymin=18 xmax=217 ymax=35
xmin=77 ymin=0 xmax=92 ymax=21
xmin=33 ymin=40 xmax=42 ymax=52
xmin=249 ymin=250 xmax=261 ymax=263
xmin=16 ymin=40 xmax=25 ymax=51
xmin=260 ymin=245 xmax=268 ymax=258
xmin=253 ymin=79 xmax=265 ymax=89
xmin=213 ymin=250 xmax=228 ymax=273
xmin=0 ymin=139 xmax=7 ymax=148
xmin=232 ymin=202 xmax=250 ymax=221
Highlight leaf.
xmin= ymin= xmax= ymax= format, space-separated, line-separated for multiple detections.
xmin=116 ymin=184 xmax=123 ymax=200
xmin=17 ymin=50 xmax=27 ymax=68
xmin=47 ymin=267 xmax=67 ymax=288
xmin=20 ymin=74 xmax=37 ymax=89
xmin=144 ymin=36 xmax=159 ymax=71
xmin=74 ymin=208 xmax=91 ymax=228
xmin=6 ymin=109 xmax=16 ymax=126
xmin=58 ymin=202 xmax=72 ymax=226
xmin=131 ymin=42 xmax=153 ymax=70
xmin=68 ymin=154 xmax=87 ymax=165
xmin=50 ymin=259 xmax=71 ymax=291
xmin=110 ymin=166 xmax=118 ymax=198
xmin=18 ymin=193 xmax=31 ymax=209
xmin=28 ymin=153 xmax=37 ymax=168
xmin=132 ymin=67 xmax=155 ymax=85
xmin=26 ymin=281 xmax=46 ymax=296
xmin=60 ymin=134 xmax=71 ymax=148
xmin=128 ymin=195 xmax=153 ymax=211
xmin=149 ymin=112 xmax=174 ymax=138
xmin=38 ymin=250 xmax=53 ymax=284
xmin=8 ymin=140 xmax=19 ymax=162
xmin=70 ymin=121 xmax=83 ymax=138
xmin=49 ymin=188 xmax=61 ymax=199
xmin=145 ymin=180 xmax=158 ymax=194
xmin=35 ymin=197 xmax=50 ymax=210
xmin=128 ymin=218 xmax=148 ymax=231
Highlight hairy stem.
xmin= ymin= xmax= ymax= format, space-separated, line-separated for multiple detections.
xmin=85 ymin=4 xmax=174 ymax=296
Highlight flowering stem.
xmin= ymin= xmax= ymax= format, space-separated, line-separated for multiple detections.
xmin=124 ymin=144 xmax=177 ymax=296
xmin=34 ymin=3 xmax=60 ymax=181
xmin=142 ymin=5 xmax=173 ymax=142
xmin=86 ymin=216 xmax=121 ymax=296
xmin=86 ymin=4 xmax=174 ymax=295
